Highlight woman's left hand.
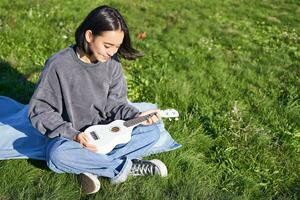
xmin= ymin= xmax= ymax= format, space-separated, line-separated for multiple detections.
xmin=138 ymin=109 xmax=161 ymax=125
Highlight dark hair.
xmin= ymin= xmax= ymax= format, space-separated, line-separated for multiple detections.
xmin=75 ymin=5 xmax=143 ymax=60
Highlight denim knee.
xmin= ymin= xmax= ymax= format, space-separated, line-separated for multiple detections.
xmin=46 ymin=138 xmax=72 ymax=173
xmin=137 ymin=124 xmax=160 ymax=144
xmin=152 ymin=125 xmax=161 ymax=143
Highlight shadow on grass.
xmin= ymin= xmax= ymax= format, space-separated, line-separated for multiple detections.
xmin=0 ymin=59 xmax=36 ymax=103
xmin=199 ymin=115 xmax=217 ymax=138
xmin=0 ymin=59 xmax=50 ymax=171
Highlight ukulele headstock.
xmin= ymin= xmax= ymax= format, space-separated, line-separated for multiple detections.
xmin=159 ymin=109 xmax=179 ymax=121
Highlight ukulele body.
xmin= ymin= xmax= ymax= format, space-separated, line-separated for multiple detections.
xmin=85 ymin=120 xmax=136 ymax=154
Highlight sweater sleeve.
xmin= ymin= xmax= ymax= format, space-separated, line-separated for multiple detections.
xmin=28 ymin=63 xmax=80 ymax=140
xmin=105 ymin=62 xmax=140 ymax=121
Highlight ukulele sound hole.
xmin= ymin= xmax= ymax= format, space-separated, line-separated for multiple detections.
xmin=111 ymin=127 xmax=120 ymax=133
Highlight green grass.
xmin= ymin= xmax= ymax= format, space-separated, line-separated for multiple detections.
xmin=0 ymin=0 xmax=299 ymax=199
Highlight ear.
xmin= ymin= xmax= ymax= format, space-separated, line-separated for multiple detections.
xmin=85 ymin=30 xmax=94 ymax=43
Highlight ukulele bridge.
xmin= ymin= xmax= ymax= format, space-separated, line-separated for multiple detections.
xmin=90 ymin=131 xmax=99 ymax=140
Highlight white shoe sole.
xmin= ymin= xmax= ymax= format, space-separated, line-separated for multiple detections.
xmin=150 ymin=159 xmax=168 ymax=177
xmin=79 ymin=173 xmax=101 ymax=194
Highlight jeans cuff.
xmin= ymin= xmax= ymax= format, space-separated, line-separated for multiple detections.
xmin=110 ymin=158 xmax=132 ymax=184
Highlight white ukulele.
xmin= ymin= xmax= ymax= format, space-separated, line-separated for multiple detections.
xmin=84 ymin=109 xmax=179 ymax=154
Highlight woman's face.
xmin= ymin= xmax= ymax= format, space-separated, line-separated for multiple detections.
xmin=86 ymin=30 xmax=124 ymax=62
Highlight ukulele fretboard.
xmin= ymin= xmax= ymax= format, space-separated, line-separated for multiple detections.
xmin=123 ymin=112 xmax=157 ymax=127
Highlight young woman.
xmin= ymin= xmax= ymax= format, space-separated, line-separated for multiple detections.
xmin=0 ymin=5 xmax=181 ymax=194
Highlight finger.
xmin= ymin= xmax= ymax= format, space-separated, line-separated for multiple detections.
xmin=150 ymin=115 xmax=158 ymax=123
xmin=155 ymin=112 xmax=161 ymax=120
xmin=147 ymin=118 xmax=154 ymax=125
xmin=144 ymin=119 xmax=150 ymax=125
xmin=82 ymin=133 xmax=90 ymax=143
xmin=85 ymin=142 xmax=97 ymax=149
xmin=153 ymin=115 xmax=159 ymax=122
xmin=83 ymin=141 xmax=97 ymax=151
xmin=150 ymin=117 xmax=155 ymax=124
xmin=86 ymin=146 xmax=97 ymax=152
xmin=81 ymin=132 xmax=88 ymax=140
xmin=85 ymin=145 xmax=97 ymax=152
xmin=82 ymin=141 xmax=95 ymax=152
xmin=81 ymin=134 xmax=90 ymax=144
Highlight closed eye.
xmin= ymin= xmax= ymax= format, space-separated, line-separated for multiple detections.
xmin=104 ymin=42 xmax=121 ymax=49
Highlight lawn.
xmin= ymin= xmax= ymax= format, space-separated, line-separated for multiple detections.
xmin=0 ymin=0 xmax=299 ymax=199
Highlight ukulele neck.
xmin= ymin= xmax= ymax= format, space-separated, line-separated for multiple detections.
xmin=123 ymin=113 xmax=156 ymax=127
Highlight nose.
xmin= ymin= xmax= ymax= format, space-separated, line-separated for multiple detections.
xmin=107 ymin=51 xmax=114 ymax=57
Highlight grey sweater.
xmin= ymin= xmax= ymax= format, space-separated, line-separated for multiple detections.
xmin=28 ymin=45 xmax=139 ymax=140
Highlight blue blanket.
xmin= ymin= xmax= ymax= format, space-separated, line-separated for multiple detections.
xmin=0 ymin=96 xmax=181 ymax=160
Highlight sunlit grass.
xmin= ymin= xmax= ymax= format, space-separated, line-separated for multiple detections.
xmin=0 ymin=0 xmax=299 ymax=199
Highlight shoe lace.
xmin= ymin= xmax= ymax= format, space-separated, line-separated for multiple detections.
xmin=131 ymin=160 xmax=156 ymax=176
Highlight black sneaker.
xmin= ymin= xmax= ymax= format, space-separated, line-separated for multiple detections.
xmin=129 ymin=159 xmax=168 ymax=177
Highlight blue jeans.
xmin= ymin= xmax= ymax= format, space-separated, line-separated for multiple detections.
xmin=46 ymin=124 xmax=160 ymax=183
xmin=0 ymin=96 xmax=181 ymax=183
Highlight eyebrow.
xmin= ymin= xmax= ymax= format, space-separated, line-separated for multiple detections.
xmin=104 ymin=42 xmax=121 ymax=47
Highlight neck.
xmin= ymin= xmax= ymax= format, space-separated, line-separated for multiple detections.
xmin=75 ymin=47 xmax=98 ymax=64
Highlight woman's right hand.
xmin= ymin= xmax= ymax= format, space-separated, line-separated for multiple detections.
xmin=73 ymin=132 xmax=97 ymax=152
